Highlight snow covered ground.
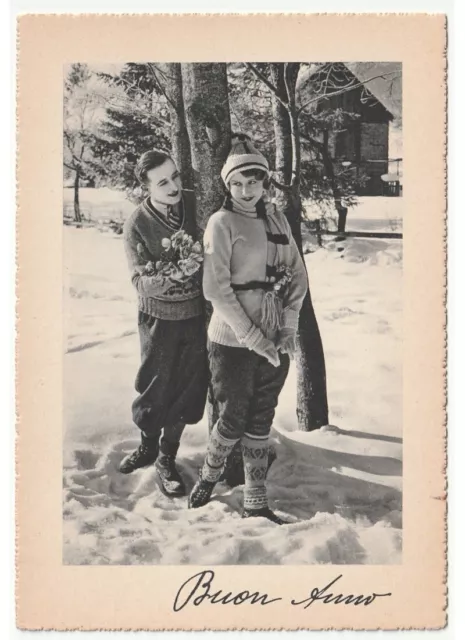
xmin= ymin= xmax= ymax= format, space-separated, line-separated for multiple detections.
xmin=64 ymin=188 xmax=403 ymax=234
xmin=63 ymin=187 xmax=135 ymax=223
xmin=63 ymin=202 xmax=403 ymax=566
xmin=303 ymin=196 xmax=403 ymax=234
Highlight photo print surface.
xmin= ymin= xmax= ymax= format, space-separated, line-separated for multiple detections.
xmin=62 ymin=60 xmax=403 ymax=566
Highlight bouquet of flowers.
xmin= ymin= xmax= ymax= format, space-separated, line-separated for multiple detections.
xmin=137 ymin=230 xmax=203 ymax=287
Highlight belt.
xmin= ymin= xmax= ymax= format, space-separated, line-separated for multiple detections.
xmin=231 ymin=281 xmax=274 ymax=292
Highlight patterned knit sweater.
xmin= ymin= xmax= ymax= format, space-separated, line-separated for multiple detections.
xmin=203 ymin=200 xmax=308 ymax=348
xmin=123 ymin=190 xmax=204 ymax=321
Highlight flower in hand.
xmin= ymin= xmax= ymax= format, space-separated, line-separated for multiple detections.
xmin=179 ymin=255 xmax=202 ymax=278
xmin=277 ymin=328 xmax=297 ymax=358
xmin=137 ymin=232 xmax=203 ymax=286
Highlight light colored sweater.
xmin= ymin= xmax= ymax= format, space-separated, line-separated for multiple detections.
xmin=203 ymin=200 xmax=308 ymax=348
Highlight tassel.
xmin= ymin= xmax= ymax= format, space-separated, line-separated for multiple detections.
xmin=261 ymin=291 xmax=283 ymax=338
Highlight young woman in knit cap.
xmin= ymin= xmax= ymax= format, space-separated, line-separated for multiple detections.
xmin=119 ymin=150 xmax=208 ymax=498
xmin=188 ymin=135 xmax=308 ymax=524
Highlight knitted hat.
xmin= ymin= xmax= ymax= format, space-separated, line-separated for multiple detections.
xmin=221 ymin=134 xmax=269 ymax=186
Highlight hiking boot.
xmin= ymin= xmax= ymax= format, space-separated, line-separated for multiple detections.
xmin=155 ymin=453 xmax=186 ymax=497
xmin=188 ymin=472 xmax=217 ymax=509
xmin=242 ymin=506 xmax=288 ymax=525
xmin=119 ymin=435 xmax=159 ymax=474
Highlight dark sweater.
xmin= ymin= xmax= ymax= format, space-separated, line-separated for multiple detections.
xmin=123 ymin=190 xmax=204 ymax=320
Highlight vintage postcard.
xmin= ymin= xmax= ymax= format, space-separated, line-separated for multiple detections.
xmin=16 ymin=13 xmax=447 ymax=631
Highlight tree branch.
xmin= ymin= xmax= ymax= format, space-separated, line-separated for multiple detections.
xmin=283 ymin=63 xmax=301 ymax=189
xmin=270 ymin=175 xmax=292 ymax=192
xmin=98 ymin=92 xmax=170 ymax=128
xmin=283 ymin=63 xmax=295 ymax=108
xmin=300 ymin=130 xmax=324 ymax=152
xmin=297 ymin=70 xmax=400 ymax=116
xmin=245 ymin=63 xmax=288 ymax=109
xmin=147 ymin=63 xmax=178 ymax=113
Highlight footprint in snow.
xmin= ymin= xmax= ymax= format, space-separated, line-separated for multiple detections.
xmin=327 ymin=307 xmax=363 ymax=321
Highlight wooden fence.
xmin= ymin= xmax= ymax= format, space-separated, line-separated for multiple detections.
xmin=319 ymin=230 xmax=403 ymax=239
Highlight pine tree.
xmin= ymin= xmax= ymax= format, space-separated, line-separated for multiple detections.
xmin=91 ymin=64 xmax=170 ymax=202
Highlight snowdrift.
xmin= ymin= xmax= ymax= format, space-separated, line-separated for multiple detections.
xmin=63 ymin=213 xmax=402 ymax=565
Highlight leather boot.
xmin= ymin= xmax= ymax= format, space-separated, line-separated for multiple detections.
xmin=155 ymin=440 xmax=186 ymax=497
xmin=119 ymin=433 xmax=159 ymax=474
xmin=242 ymin=506 xmax=288 ymax=525
xmin=188 ymin=470 xmax=217 ymax=509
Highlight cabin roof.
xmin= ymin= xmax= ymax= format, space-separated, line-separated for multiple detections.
xmin=297 ymin=62 xmax=401 ymax=121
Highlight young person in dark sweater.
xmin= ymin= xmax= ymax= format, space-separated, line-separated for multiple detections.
xmin=119 ymin=150 xmax=208 ymax=497
xmin=188 ymin=136 xmax=308 ymax=524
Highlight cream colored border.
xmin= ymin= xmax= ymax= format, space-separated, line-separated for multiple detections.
xmin=16 ymin=14 xmax=447 ymax=630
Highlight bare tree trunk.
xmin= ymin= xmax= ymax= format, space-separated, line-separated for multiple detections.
xmin=73 ymin=169 xmax=82 ymax=223
xmin=181 ymin=63 xmax=231 ymax=231
xmin=180 ymin=63 xmax=245 ymax=483
xmin=320 ymin=135 xmax=348 ymax=233
xmin=270 ymin=64 xmax=302 ymax=241
xmin=271 ymin=65 xmax=293 ymax=186
xmin=156 ymin=63 xmax=194 ymax=191
xmin=270 ymin=63 xmax=329 ymax=431
xmin=337 ymin=208 xmax=348 ymax=232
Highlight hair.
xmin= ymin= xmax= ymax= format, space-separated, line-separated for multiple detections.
xmin=135 ymin=149 xmax=172 ymax=185
xmin=238 ymin=168 xmax=270 ymax=190
xmin=239 ymin=168 xmax=268 ymax=181
xmin=223 ymin=167 xmax=270 ymax=213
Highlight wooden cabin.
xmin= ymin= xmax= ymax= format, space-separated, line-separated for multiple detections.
xmin=298 ymin=63 xmax=399 ymax=196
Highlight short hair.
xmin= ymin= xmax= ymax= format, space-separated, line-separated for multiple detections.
xmin=239 ymin=167 xmax=270 ymax=190
xmin=135 ymin=149 xmax=172 ymax=185
xmin=240 ymin=168 xmax=267 ymax=181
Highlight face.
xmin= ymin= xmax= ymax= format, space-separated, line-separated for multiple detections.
xmin=146 ymin=158 xmax=182 ymax=207
xmin=229 ymin=173 xmax=265 ymax=207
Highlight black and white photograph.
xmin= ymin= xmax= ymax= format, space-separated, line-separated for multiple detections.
xmin=62 ymin=60 xmax=403 ymax=566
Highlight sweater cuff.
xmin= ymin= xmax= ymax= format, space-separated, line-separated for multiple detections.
xmin=282 ymin=307 xmax=300 ymax=331
xmin=239 ymin=324 xmax=263 ymax=350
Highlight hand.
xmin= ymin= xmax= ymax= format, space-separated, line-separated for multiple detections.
xmin=253 ymin=334 xmax=280 ymax=367
xmin=146 ymin=274 xmax=175 ymax=296
xmin=277 ymin=328 xmax=297 ymax=358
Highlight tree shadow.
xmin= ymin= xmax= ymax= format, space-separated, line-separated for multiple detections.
xmin=267 ymin=431 xmax=402 ymax=526
xmin=325 ymin=425 xmax=402 ymax=445
xmin=278 ymin=430 xmax=402 ymax=477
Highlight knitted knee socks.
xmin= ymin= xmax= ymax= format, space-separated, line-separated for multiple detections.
xmin=241 ymin=434 xmax=269 ymax=511
xmin=201 ymin=423 xmax=239 ymax=482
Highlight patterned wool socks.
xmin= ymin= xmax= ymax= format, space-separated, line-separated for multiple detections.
xmin=201 ymin=423 xmax=239 ymax=482
xmin=241 ymin=433 xmax=269 ymax=510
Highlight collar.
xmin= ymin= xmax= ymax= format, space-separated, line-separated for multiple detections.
xmin=142 ymin=196 xmax=185 ymax=230
xmin=228 ymin=196 xmax=268 ymax=220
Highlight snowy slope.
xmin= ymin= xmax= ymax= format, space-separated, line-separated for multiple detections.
xmin=63 ymin=215 xmax=402 ymax=565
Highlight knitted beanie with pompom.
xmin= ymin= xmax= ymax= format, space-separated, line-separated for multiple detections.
xmin=221 ymin=133 xmax=269 ymax=187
